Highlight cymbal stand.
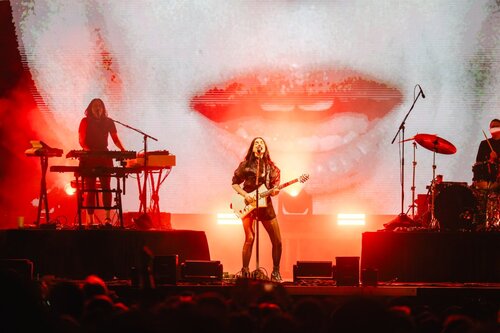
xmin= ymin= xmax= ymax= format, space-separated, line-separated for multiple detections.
xmin=429 ymin=148 xmax=439 ymax=229
xmin=410 ymin=141 xmax=417 ymax=218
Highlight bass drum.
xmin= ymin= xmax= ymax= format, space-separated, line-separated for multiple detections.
xmin=434 ymin=183 xmax=477 ymax=231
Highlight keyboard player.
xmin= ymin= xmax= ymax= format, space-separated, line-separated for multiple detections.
xmin=79 ymin=98 xmax=126 ymax=226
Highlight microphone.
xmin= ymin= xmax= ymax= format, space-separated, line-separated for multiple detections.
xmin=256 ymin=147 xmax=263 ymax=158
xmin=418 ymin=85 xmax=425 ymax=99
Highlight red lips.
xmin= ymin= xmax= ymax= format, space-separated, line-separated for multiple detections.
xmin=190 ymin=69 xmax=402 ymax=124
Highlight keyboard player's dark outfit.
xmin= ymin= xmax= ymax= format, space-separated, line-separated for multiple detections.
xmin=78 ymin=98 xmax=125 ymax=224
xmin=78 ymin=117 xmax=115 ymax=216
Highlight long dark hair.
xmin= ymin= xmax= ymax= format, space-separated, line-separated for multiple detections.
xmin=84 ymin=98 xmax=108 ymax=119
xmin=244 ymin=137 xmax=274 ymax=167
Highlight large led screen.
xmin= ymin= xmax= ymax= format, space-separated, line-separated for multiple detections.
xmin=8 ymin=0 xmax=500 ymax=216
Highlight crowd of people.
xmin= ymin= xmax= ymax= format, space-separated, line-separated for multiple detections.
xmin=1 ymin=267 xmax=498 ymax=333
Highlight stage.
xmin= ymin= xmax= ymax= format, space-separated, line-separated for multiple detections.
xmin=0 ymin=227 xmax=499 ymax=312
xmin=0 ymin=228 xmax=498 ymax=284
xmin=0 ymin=229 xmax=210 ymax=280
xmin=361 ymin=231 xmax=500 ymax=283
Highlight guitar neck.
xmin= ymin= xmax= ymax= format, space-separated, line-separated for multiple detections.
xmin=258 ymin=178 xmax=299 ymax=198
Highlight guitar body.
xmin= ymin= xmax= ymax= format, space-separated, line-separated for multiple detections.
xmin=230 ymin=174 xmax=310 ymax=219
xmin=230 ymin=185 xmax=269 ymax=219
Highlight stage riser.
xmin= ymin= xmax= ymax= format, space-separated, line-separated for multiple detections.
xmin=0 ymin=230 xmax=210 ymax=280
xmin=361 ymin=232 xmax=500 ymax=283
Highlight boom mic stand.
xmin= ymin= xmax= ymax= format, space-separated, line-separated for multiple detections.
xmin=386 ymin=86 xmax=425 ymax=229
xmin=110 ymin=118 xmax=158 ymax=223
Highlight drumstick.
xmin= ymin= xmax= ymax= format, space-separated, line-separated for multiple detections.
xmin=482 ymin=130 xmax=495 ymax=152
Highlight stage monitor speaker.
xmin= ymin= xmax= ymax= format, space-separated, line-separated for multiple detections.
xmin=293 ymin=261 xmax=333 ymax=282
xmin=0 ymin=259 xmax=34 ymax=280
xmin=181 ymin=260 xmax=223 ymax=282
xmin=361 ymin=268 xmax=378 ymax=286
xmin=336 ymin=256 xmax=359 ymax=286
xmin=153 ymin=255 xmax=178 ymax=285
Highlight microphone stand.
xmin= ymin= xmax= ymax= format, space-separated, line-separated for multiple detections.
xmin=111 ymin=118 xmax=158 ymax=221
xmin=252 ymin=153 xmax=267 ymax=279
xmin=387 ymin=87 xmax=424 ymax=228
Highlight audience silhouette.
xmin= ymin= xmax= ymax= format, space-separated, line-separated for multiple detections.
xmin=0 ymin=267 xmax=498 ymax=333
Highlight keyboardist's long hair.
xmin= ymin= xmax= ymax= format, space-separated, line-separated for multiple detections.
xmin=84 ymin=98 xmax=108 ymax=119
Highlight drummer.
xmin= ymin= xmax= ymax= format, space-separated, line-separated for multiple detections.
xmin=473 ymin=118 xmax=500 ymax=189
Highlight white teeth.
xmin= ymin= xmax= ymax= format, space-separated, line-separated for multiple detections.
xmin=298 ymin=101 xmax=333 ymax=111
xmin=327 ymin=114 xmax=369 ymax=133
xmin=319 ymin=134 xmax=343 ymax=151
xmin=261 ymin=103 xmax=294 ymax=112
xmin=234 ymin=127 xmax=362 ymax=153
xmin=260 ymin=100 xmax=334 ymax=112
xmin=229 ymin=111 xmax=372 ymax=153
xmin=284 ymin=133 xmax=355 ymax=153
xmin=328 ymin=159 xmax=345 ymax=173
xmin=356 ymin=139 xmax=370 ymax=155
xmin=342 ymin=131 xmax=358 ymax=144
xmin=297 ymin=136 xmax=320 ymax=151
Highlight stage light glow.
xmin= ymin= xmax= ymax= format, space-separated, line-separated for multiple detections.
xmin=279 ymin=189 xmax=313 ymax=215
xmin=337 ymin=213 xmax=366 ymax=226
xmin=217 ymin=213 xmax=241 ymax=225
xmin=64 ymin=183 xmax=76 ymax=196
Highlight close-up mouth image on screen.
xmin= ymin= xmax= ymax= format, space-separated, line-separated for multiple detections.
xmin=0 ymin=1 xmax=499 ymax=329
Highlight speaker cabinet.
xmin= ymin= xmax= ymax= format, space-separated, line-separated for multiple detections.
xmin=181 ymin=260 xmax=223 ymax=282
xmin=293 ymin=261 xmax=333 ymax=282
xmin=0 ymin=259 xmax=34 ymax=280
xmin=336 ymin=257 xmax=360 ymax=286
xmin=153 ymin=255 xmax=178 ymax=285
xmin=361 ymin=268 xmax=378 ymax=286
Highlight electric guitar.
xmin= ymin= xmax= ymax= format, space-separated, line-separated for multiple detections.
xmin=230 ymin=174 xmax=309 ymax=219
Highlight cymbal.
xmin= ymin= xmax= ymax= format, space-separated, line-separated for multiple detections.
xmin=412 ymin=133 xmax=457 ymax=154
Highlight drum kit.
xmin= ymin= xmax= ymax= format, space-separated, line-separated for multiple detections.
xmin=391 ymin=133 xmax=500 ymax=231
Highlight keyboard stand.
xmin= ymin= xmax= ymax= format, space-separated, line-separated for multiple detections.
xmin=36 ymin=155 xmax=50 ymax=227
xmin=75 ymin=172 xmax=126 ymax=229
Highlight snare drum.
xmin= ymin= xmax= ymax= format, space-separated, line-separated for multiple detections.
xmin=472 ymin=161 xmax=499 ymax=189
